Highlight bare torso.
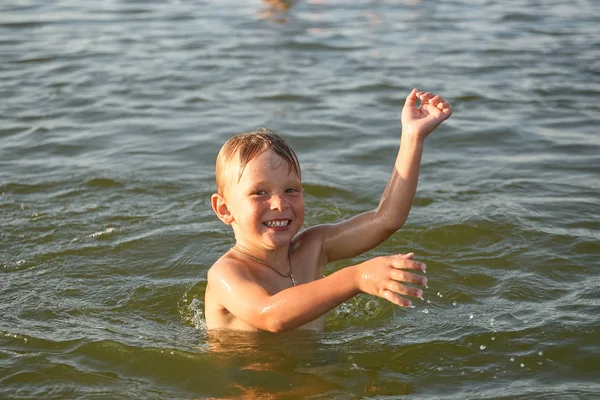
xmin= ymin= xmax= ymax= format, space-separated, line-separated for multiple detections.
xmin=205 ymin=232 xmax=327 ymax=332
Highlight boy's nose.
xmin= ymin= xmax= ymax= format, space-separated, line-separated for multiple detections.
xmin=269 ymin=194 xmax=289 ymax=211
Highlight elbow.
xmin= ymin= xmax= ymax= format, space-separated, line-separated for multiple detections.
xmin=376 ymin=212 xmax=407 ymax=234
xmin=385 ymin=220 xmax=406 ymax=234
xmin=262 ymin=317 xmax=289 ymax=333
xmin=257 ymin=306 xmax=291 ymax=332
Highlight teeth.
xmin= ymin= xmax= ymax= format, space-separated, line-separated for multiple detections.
xmin=265 ymin=220 xmax=289 ymax=228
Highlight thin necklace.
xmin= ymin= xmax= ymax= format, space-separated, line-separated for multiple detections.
xmin=231 ymin=243 xmax=297 ymax=287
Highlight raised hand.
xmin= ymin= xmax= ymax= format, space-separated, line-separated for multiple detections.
xmin=355 ymin=253 xmax=428 ymax=308
xmin=401 ymin=88 xmax=452 ymax=140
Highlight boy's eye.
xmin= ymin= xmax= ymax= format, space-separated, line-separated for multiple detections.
xmin=252 ymin=190 xmax=267 ymax=196
xmin=285 ymin=187 xmax=302 ymax=194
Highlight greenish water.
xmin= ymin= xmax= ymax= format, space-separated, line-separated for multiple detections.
xmin=1 ymin=0 xmax=599 ymax=398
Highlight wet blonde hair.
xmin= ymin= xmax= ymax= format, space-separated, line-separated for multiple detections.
xmin=215 ymin=128 xmax=301 ymax=196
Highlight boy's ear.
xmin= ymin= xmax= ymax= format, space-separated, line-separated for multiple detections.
xmin=211 ymin=193 xmax=234 ymax=225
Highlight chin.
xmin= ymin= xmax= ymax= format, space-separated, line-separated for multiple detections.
xmin=265 ymin=236 xmax=293 ymax=249
xmin=264 ymin=232 xmax=296 ymax=248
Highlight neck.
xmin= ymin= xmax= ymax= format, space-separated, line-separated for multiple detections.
xmin=235 ymin=242 xmax=289 ymax=264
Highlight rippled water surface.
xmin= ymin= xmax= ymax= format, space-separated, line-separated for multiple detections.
xmin=1 ymin=0 xmax=599 ymax=398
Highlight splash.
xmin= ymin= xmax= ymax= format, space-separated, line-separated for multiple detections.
xmin=332 ymin=297 xmax=385 ymax=324
xmin=88 ymin=227 xmax=116 ymax=238
xmin=180 ymin=297 xmax=206 ymax=331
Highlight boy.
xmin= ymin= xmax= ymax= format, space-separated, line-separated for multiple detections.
xmin=205 ymin=88 xmax=452 ymax=332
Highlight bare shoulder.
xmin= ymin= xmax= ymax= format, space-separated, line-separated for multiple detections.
xmin=297 ymin=210 xmax=384 ymax=263
xmin=295 ymin=223 xmax=330 ymax=244
xmin=294 ymin=222 xmax=342 ymax=249
xmin=293 ymin=224 xmax=326 ymax=254
xmin=207 ymin=253 xmax=249 ymax=286
xmin=205 ymin=253 xmax=253 ymax=322
xmin=296 ymin=219 xmax=354 ymax=246
xmin=292 ymin=224 xmax=335 ymax=273
xmin=205 ymin=254 xmax=251 ymax=330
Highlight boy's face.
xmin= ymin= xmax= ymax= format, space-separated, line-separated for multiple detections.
xmin=223 ymin=149 xmax=304 ymax=250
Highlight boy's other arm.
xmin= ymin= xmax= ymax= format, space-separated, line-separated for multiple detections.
xmin=315 ymin=89 xmax=452 ymax=262
xmin=207 ymin=253 xmax=426 ymax=333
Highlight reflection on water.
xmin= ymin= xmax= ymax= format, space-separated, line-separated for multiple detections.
xmin=261 ymin=0 xmax=297 ymax=21
xmin=264 ymin=0 xmax=296 ymax=11
xmin=205 ymin=330 xmax=341 ymax=399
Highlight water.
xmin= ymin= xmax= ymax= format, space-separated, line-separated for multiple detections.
xmin=1 ymin=0 xmax=599 ymax=398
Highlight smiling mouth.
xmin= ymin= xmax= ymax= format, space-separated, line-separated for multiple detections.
xmin=264 ymin=220 xmax=291 ymax=228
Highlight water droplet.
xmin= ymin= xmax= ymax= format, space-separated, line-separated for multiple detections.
xmin=365 ymin=299 xmax=379 ymax=316
xmin=452 ymin=301 xmax=457 ymax=306
xmin=520 ymin=363 xmax=525 ymax=368
xmin=491 ymin=336 xmax=495 ymax=341
xmin=422 ymin=309 xmax=429 ymax=314
xmin=469 ymin=315 xmax=474 ymax=319
xmin=510 ymin=357 xmax=515 ymax=362
xmin=480 ymin=345 xmax=486 ymax=350
xmin=538 ymin=362 xmax=542 ymax=365
xmin=170 ymin=351 xmax=174 ymax=355
xmin=538 ymin=351 xmax=543 ymax=356
xmin=419 ymin=296 xmax=424 ymax=301
xmin=426 ymin=299 xmax=431 ymax=304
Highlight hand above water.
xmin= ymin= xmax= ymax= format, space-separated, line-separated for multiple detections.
xmin=355 ymin=252 xmax=428 ymax=308
xmin=401 ymin=88 xmax=452 ymax=141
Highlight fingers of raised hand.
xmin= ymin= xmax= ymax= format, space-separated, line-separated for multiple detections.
xmin=416 ymin=91 xmax=436 ymax=103
xmin=404 ymin=88 xmax=419 ymax=107
xmin=436 ymin=97 xmax=452 ymax=115
xmin=417 ymin=92 xmax=452 ymax=116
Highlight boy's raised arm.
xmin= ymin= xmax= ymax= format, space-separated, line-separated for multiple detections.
xmin=314 ymin=89 xmax=452 ymax=262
